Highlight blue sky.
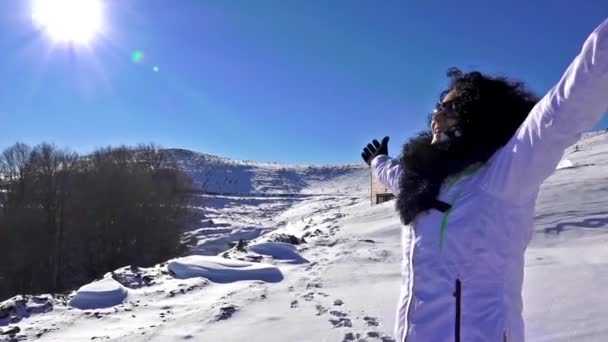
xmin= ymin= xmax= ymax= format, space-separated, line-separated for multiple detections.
xmin=1 ymin=1 xmax=607 ymax=164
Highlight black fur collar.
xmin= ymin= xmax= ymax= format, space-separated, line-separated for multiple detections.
xmin=395 ymin=132 xmax=491 ymax=225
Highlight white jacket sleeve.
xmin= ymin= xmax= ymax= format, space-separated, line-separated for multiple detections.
xmin=371 ymin=155 xmax=402 ymax=195
xmin=481 ymin=18 xmax=608 ymax=201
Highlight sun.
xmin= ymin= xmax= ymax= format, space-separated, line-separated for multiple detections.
xmin=32 ymin=0 xmax=104 ymax=44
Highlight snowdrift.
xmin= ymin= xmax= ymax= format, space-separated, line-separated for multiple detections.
xmin=69 ymin=278 xmax=128 ymax=310
xmin=249 ymin=242 xmax=309 ymax=264
xmin=167 ymin=255 xmax=284 ymax=283
xmin=556 ymin=159 xmax=575 ymax=170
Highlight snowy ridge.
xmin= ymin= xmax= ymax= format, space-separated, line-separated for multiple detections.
xmin=166 ymin=148 xmax=368 ymax=196
xmin=2 ymin=132 xmax=608 ymax=341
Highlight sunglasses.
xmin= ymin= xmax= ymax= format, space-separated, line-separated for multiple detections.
xmin=432 ymin=99 xmax=459 ymax=120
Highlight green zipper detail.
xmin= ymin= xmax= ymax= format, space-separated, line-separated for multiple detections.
xmin=439 ymin=163 xmax=487 ymax=250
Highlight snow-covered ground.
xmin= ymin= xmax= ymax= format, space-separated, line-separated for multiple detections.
xmin=524 ymin=130 xmax=608 ymax=342
xmin=1 ymin=131 xmax=608 ymax=341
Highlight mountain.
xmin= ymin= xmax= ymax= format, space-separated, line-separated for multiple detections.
xmin=165 ymin=148 xmax=368 ymax=196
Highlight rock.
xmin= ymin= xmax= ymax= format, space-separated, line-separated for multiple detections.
xmin=235 ymin=239 xmax=249 ymax=252
xmin=110 ymin=265 xmax=162 ymax=289
xmin=0 ymin=295 xmax=54 ymax=323
xmin=0 ymin=304 xmax=13 ymax=319
xmin=1 ymin=326 xmax=20 ymax=335
xmin=266 ymin=233 xmax=306 ymax=245
xmin=243 ymin=255 xmax=263 ymax=263
xmin=216 ymin=305 xmax=237 ymax=321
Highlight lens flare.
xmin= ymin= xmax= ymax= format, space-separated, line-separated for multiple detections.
xmin=132 ymin=51 xmax=144 ymax=63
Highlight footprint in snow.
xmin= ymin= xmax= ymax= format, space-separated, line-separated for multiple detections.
xmin=330 ymin=310 xmax=348 ymax=318
xmin=307 ymin=283 xmax=323 ymax=290
xmin=159 ymin=309 xmax=174 ymax=322
xmin=342 ymin=332 xmax=359 ymax=341
xmin=315 ymin=305 xmax=328 ymax=316
xmin=364 ymin=316 xmax=379 ymax=327
xmin=301 ymin=292 xmax=315 ymax=301
xmin=366 ymin=249 xmax=390 ymax=262
xmin=329 ymin=317 xmax=352 ymax=328
xmin=344 ymin=330 xmax=394 ymax=341
xmin=290 ymin=300 xmax=298 ymax=309
xmin=305 ymin=262 xmax=318 ymax=271
xmin=316 ymin=239 xmax=338 ymax=247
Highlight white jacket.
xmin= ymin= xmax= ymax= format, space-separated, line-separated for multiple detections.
xmin=372 ymin=18 xmax=608 ymax=342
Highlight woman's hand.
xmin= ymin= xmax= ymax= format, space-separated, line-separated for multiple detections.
xmin=361 ymin=136 xmax=390 ymax=166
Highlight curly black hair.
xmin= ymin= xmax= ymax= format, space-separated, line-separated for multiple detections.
xmin=396 ymin=68 xmax=539 ymax=225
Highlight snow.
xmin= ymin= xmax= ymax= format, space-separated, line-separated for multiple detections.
xmin=249 ymin=242 xmax=309 ymax=264
xmin=0 ymin=295 xmax=56 ymax=328
xmin=2 ymin=131 xmax=608 ymax=341
xmin=556 ymin=158 xmax=575 ymax=169
xmin=69 ymin=278 xmax=128 ymax=310
xmin=166 ymin=148 xmax=367 ymax=196
xmin=522 ymin=130 xmax=608 ymax=341
xmin=167 ymin=255 xmax=284 ymax=283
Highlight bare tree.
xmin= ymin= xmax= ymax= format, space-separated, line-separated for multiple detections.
xmin=0 ymin=142 xmax=193 ymax=301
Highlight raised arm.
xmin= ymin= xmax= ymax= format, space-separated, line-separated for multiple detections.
xmin=482 ymin=18 xmax=608 ymax=201
xmin=371 ymin=155 xmax=402 ymax=195
xmin=361 ymin=136 xmax=403 ymax=195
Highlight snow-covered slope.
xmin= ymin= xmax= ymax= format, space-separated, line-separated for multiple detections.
xmin=167 ymin=148 xmax=368 ymax=196
xmin=524 ymin=130 xmax=608 ymax=341
xmin=170 ymin=150 xmax=369 ymax=257
xmin=2 ymin=131 xmax=608 ymax=341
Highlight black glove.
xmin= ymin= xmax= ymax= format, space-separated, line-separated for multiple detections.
xmin=361 ymin=136 xmax=389 ymax=166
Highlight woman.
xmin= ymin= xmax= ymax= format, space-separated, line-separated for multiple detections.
xmin=361 ymin=18 xmax=608 ymax=342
